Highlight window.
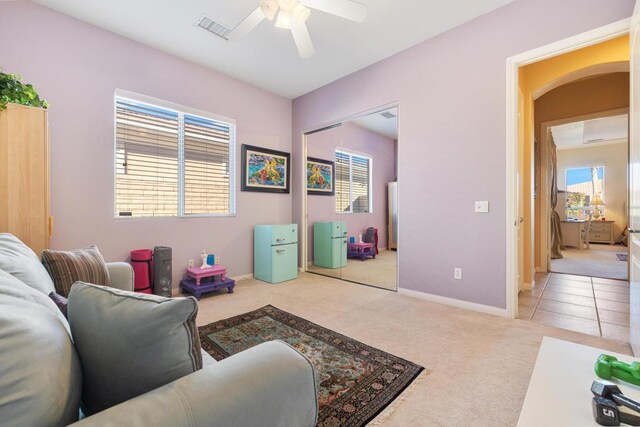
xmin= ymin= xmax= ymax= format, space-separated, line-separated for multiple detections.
xmin=115 ymin=91 xmax=235 ymax=218
xmin=565 ymin=166 xmax=604 ymax=219
xmin=335 ymin=150 xmax=372 ymax=214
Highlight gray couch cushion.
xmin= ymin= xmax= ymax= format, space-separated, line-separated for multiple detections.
xmin=68 ymin=282 xmax=202 ymax=415
xmin=70 ymin=341 xmax=318 ymax=427
xmin=0 ymin=270 xmax=81 ymax=427
xmin=0 ymin=233 xmax=55 ymax=294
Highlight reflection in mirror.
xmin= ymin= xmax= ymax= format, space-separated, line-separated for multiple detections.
xmin=305 ymin=107 xmax=398 ymax=291
xmin=307 ymin=125 xmax=344 ymax=281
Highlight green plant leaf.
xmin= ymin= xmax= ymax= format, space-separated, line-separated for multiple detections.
xmin=0 ymin=72 xmax=48 ymax=109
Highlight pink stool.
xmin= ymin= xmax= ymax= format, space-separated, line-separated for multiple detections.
xmin=185 ymin=265 xmax=227 ymax=285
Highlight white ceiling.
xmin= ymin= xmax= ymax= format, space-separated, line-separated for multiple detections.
xmin=31 ymin=0 xmax=516 ymax=99
xmin=349 ymin=107 xmax=398 ymax=139
xmin=551 ymin=114 xmax=628 ymax=150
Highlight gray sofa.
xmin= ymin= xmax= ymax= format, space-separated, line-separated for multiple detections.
xmin=0 ymin=234 xmax=318 ymax=427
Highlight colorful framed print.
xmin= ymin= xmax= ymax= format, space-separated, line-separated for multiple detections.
xmin=306 ymin=157 xmax=335 ymax=196
xmin=241 ymin=144 xmax=290 ymax=193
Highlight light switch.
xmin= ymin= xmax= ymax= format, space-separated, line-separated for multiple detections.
xmin=475 ymin=201 xmax=489 ymax=213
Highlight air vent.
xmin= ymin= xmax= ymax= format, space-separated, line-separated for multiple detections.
xmin=584 ymin=138 xmax=604 ymax=145
xmin=196 ymin=15 xmax=231 ymax=40
xmin=380 ymin=111 xmax=396 ymax=119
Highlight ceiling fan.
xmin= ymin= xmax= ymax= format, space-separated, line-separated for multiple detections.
xmin=228 ymin=0 xmax=367 ymax=58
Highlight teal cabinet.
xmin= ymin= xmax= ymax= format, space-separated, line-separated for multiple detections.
xmin=254 ymin=224 xmax=298 ymax=283
xmin=314 ymin=221 xmax=347 ymax=269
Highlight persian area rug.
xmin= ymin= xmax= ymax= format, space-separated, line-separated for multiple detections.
xmin=199 ymin=305 xmax=425 ymax=427
xmin=617 ymin=253 xmax=628 ymax=262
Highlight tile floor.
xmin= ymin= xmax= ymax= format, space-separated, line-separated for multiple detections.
xmin=518 ymin=272 xmax=630 ymax=342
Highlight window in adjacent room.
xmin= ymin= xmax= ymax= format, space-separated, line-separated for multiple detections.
xmin=565 ymin=166 xmax=604 ymax=220
xmin=335 ymin=149 xmax=372 ymax=214
xmin=114 ymin=90 xmax=236 ymax=218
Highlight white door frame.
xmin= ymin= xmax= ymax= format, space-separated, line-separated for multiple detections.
xmin=505 ymin=18 xmax=631 ymax=319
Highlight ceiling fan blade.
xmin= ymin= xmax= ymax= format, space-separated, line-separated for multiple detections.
xmin=301 ymin=0 xmax=366 ymax=23
xmin=228 ymin=7 xmax=265 ymax=40
xmin=291 ymin=23 xmax=315 ymax=58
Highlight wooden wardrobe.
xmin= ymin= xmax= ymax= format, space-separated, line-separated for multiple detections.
xmin=0 ymin=103 xmax=51 ymax=254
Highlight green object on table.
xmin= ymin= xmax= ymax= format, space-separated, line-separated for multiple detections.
xmin=595 ymin=354 xmax=640 ymax=386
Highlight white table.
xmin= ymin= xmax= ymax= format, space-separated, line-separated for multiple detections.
xmin=518 ymin=337 xmax=640 ymax=427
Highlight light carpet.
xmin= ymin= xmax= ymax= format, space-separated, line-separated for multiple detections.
xmin=192 ymin=273 xmax=632 ymax=426
xmin=551 ymin=244 xmax=628 ymax=280
xmin=308 ymin=250 xmax=397 ymax=291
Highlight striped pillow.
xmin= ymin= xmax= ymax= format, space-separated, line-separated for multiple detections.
xmin=41 ymin=246 xmax=111 ymax=297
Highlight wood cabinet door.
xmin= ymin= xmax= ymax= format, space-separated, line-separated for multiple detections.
xmin=0 ymin=104 xmax=49 ymax=254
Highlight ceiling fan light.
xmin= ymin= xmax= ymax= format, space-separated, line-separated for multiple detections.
xmin=275 ymin=10 xmax=292 ymax=29
xmin=277 ymin=0 xmax=297 ymax=12
xmin=291 ymin=3 xmax=310 ymax=23
xmin=259 ymin=0 xmax=279 ymax=21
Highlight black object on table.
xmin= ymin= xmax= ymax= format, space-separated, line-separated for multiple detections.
xmin=592 ymin=396 xmax=640 ymax=426
xmin=592 ymin=381 xmax=640 ymax=415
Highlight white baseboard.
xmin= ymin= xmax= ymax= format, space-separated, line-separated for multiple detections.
xmin=398 ymin=288 xmax=507 ymax=317
xmin=523 ymin=281 xmax=533 ymax=291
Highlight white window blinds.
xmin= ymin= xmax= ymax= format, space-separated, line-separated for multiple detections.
xmin=115 ymin=94 xmax=235 ymax=218
xmin=335 ymin=150 xmax=372 ymax=214
xmin=183 ymin=115 xmax=231 ymax=215
xmin=351 ymin=155 xmax=370 ymax=213
xmin=116 ymin=99 xmax=179 ymax=217
xmin=335 ymin=151 xmax=351 ymax=213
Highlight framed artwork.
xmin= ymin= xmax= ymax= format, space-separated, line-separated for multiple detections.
xmin=241 ymin=144 xmax=290 ymax=193
xmin=307 ymin=157 xmax=335 ymax=196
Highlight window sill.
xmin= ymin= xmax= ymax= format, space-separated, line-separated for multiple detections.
xmin=114 ymin=213 xmax=237 ymax=220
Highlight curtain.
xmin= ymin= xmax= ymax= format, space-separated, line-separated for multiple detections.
xmin=549 ymin=133 xmax=564 ymax=259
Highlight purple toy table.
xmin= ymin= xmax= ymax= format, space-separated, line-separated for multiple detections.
xmin=180 ymin=265 xmax=235 ymax=300
xmin=347 ymin=242 xmax=375 ymax=261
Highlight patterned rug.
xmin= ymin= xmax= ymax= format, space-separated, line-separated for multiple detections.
xmin=199 ymin=305 xmax=425 ymax=426
xmin=617 ymin=253 xmax=628 ymax=262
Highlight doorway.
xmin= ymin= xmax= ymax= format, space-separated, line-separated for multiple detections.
xmin=302 ymin=106 xmax=399 ymax=291
xmin=519 ymin=47 xmax=630 ymax=340
xmin=505 ymin=19 xmax=632 ymax=332
xmin=544 ymin=109 xmax=629 ymax=281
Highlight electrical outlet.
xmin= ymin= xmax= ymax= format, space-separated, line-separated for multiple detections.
xmin=475 ymin=201 xmax=489 ymax=213
xmin=454 ymin=268 xmax=462 ymax=280
xmin=188 ymin=259 xmax=194 ymax=268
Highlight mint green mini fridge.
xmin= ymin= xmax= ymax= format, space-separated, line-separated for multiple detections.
xmin=313 ymin=221 xmax=347 ymax=269
xmin=254 ymin=224 xmax=298 ymax=283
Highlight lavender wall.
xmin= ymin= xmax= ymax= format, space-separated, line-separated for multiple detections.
xmin=0 ymin=2 xmax=292 ymax=285
xmin=306 ymin=123 xmax=395 ymax=261
xmin=292 ymin=0 xmax=635 ymax=309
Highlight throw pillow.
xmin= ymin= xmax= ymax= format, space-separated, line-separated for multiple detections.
xmin=48 ymin=291 xmax=69 ymax=319
xmin=0 ymin=233 xmax=56 ymax=294
xmin=68 ymin=282 xmax=202 ymax=415
xmin=0 ymin=270 xmax=81 ymax=426
xmin=41 ymin=246 xmax=111 ymax=297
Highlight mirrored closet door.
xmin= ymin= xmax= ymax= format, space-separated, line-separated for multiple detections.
xmin=306 ymin=124 xmax=345 ymax=280
xmin=305 ymin=106 xmax=398 ymax=291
